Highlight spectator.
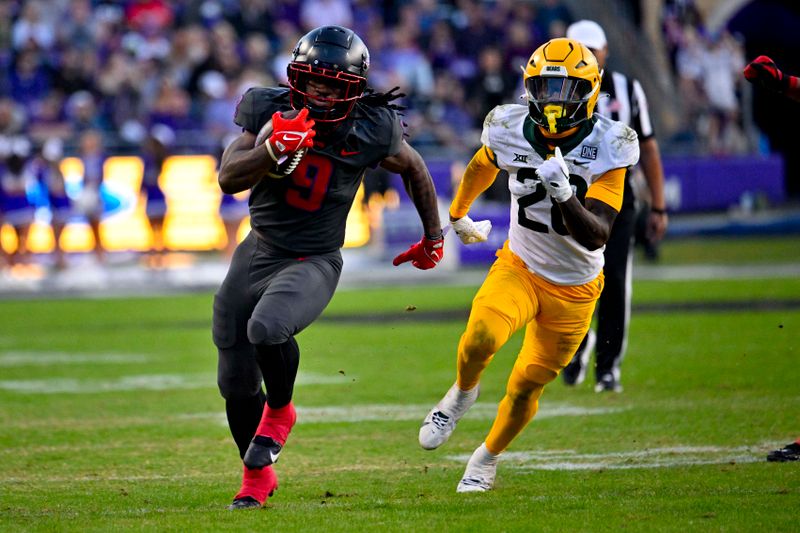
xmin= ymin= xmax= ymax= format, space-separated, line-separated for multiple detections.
xmin=384 ymin=26 xmax=435 ymax=106
xmin=299 ymin=0 xmax=353 ymax=32
xmin=0 ymin=136 xmax=36 ymax=266
xmin=467 ymin=46 xmax=518 ymax=126
xmin=11 ymin=0 xmax=55 ymax=51
xmin=38 ymin=137 xmax=70 ymax=270
xmin=8 ymin=48 xmax=51 ymax=109
xmin=74 ymin=129 xmax=106 ymax=264
xmin=140 ymin=124 xmax=173 ymax=269
xmin=29 ymin=91 xmax=71 ymax=144
xmin=0 ymin=98 xmax=27 ymax=136
xmin=701 ymin=32 xmax=747 ymax=155
xmin=535 ymin=0 xmax=573 ymax=39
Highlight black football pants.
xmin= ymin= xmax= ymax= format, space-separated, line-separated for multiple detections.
xmin=593 ymin=201 xmax=636 ymax=381
xmin=213 ymin=233 xmax=342 ymax=456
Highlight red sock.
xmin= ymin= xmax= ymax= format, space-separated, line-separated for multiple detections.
xmin=234 ymin=464 xmax=278 ymax=504
xmin=255 ymin=402 xmax=297 ymax=445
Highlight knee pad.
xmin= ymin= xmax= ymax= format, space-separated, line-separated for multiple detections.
xmin=212 ymin=295 xmax=237 ymax=349
xmin=461 ymin=312 xmax=508 ymax=361
xmin=217 ymin=358 xmax=263 ymax=400
xmin=247 ymin=316 xmax=291 ymax=346
xmin=518 ymin=363 xmax=558 ymax=386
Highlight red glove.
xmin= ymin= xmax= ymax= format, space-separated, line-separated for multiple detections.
xmin=743 ymin=55 xmax=788 ymax=93
xmin=392 ymin=235 xmax=444 ymax=270
xmin=265 ymin=108 xmax=316 ymax=162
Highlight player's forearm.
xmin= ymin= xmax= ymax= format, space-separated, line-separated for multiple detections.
xmin=450 ymin=147 xmax=497 ymax=220
xmin=558 ymin=198 xmax=614 ymax=251
xmin=218 ymin=144 xmax=278 ymax=194
xmin=401 ymin=166 xmax=443 ymax=238
xmin=640 ymin=138 xmax=666 ymax=210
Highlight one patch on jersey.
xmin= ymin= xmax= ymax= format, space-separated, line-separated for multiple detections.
xmin=580 ymin=145 xmax=598 ymax=160
xmin=513 ymin=153 xmax=529 ymax=163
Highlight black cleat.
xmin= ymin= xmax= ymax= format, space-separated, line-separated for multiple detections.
xmin=594 ymin=372 xmax=623 ymax=393
xmin=562 ymin=330 xmax=595 ymax=386
xmin=243 ymin=435 xmax=283 ymax=469
xmin=228 ymin=496 xmax=262 ymax=510
xmin=767 ymin=442 xmax=800 ymax=462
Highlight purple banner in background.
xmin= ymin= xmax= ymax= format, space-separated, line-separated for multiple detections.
xmin=379 ymin=154 xmax=789 ymax=265
xmin=661 ymin=155 xmax=785 ymax=212
xmin=385 ymin=154 xmax=786 ymax=213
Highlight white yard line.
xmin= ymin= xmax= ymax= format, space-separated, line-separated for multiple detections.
xmin=446 ymin=445 xmax=766 ymax=470
xmin=0 ymin=351 xmax=150 ymax=366
xmin=176 ymin=402 xmax=626 ymax=425
xmin=0 ymin=371 xmax=350 ymax=394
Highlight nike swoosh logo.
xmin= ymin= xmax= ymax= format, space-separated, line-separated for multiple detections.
xmin=279 ymin=132 xmax=305 ymax=142
xmin=340 ymin=149 xmax=360 ymax=156
xmin=269 ymin=450 xmax=281 ymax=463
xmin=572 ymin=160 xmax=591 ymax=167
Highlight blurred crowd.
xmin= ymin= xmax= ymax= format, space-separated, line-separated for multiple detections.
xmin=0 ymin=0 xmax=579 ymax=158
xmin=661 ymin=0 xmax=749 ymax=156
xmin=0 ymin=0 xmax=778 ymax=271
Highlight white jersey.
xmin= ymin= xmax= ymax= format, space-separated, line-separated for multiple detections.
xmin=481 ymin=104 xmax=639 ymax=285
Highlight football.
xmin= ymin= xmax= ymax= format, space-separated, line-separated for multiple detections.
xmin=256 ymin=109 xmax=308 ymax=178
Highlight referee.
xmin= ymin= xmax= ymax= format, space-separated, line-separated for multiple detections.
xmin=562 ymin=20 xmax=669 ymax=392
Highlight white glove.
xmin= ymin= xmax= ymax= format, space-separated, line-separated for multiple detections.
xmin=535 ymin=146 xmax=573 ymax=203
xmin=451 ymin=215 xmax=492 ymax=244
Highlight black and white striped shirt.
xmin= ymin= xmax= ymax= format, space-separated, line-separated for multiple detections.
xmin=596 ymin=71 xmax=654 ymax=141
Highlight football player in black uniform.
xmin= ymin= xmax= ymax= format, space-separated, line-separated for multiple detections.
xmin=214 ymin=25 xmax=444 ymax=509
xmin=743 ymin=55 xmax=800 ymax=463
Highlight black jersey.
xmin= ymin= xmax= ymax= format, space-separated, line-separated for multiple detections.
xmin=234 ymin=87 xmax=403 ymax=255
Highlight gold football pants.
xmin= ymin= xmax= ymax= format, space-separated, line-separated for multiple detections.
xmin=456 ymin=241 xmax=603 ymax=453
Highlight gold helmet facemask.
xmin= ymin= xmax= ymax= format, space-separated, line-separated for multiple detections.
xmin=523 ymin=38 xmax=602 ymax=134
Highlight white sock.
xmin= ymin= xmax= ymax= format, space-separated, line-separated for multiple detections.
xmin=475 ymin=442 xmax=500 ymax=466
xmin=445 ymin=382 xmax=478 ymax=414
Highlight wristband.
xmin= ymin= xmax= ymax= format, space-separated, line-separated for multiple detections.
xmin=264 ymin=141 xmax=279 ymax=163
xmin=651 ymin=207 xmax=667 ymax=215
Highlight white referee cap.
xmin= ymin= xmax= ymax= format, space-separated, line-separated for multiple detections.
xmin=566 ymin=20 xmax=607 ymax=51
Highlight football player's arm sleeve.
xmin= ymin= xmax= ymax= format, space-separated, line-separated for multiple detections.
xmin=386 ymin=113 xmax=404 ymax=158
xmin=233 ymin=88 xmax=259 ymax=134
xmin=450 ymin=145 xmax=499 ymax=219
xmin=585 ymin=167 xmax=626 ymax=213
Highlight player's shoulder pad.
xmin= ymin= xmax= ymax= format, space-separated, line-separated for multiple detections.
xmin=595 ymin=114 xmax=640 ymax=169
xmin=480 ymin=104 xmax=527 ymax=149
xmin=233 ymin=87 xmax=291 ymax=134
xmin=351 ymin=102 xmax=403 ymax=156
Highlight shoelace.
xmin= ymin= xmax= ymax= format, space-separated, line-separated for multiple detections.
xmin=429 ymin=411 xmax=451 ymax=430
xmin=460 ymin=476 xmax=490 ymax=489
xmin=283 ymin=149 xmax=306 ymax=175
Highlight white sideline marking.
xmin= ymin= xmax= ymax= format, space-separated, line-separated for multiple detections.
xmin=0 ymin=371 xmax=350 ymax=394
xmin=181 ymin=402 xmax=626 ymax=425
xmin=446 ymin=445 xmax=763 ymax=470
xmin=0 ymin=351 xmax=149 ymax=366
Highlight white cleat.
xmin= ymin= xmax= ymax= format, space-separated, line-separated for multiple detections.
xmin=418 ymin=383 xmax=479 ymax=450
xmin=456 ymin=443 xmax=499 ymax=493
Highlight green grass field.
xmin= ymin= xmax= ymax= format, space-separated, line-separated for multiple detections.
xmin=1 ymin=238 xmax=799 ymax=531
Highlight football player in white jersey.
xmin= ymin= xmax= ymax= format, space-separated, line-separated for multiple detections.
xmin=418 ymin=37 xmax=639 ymax=492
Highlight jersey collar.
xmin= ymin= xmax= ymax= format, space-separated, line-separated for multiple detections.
xmin=523 ymin=115 xmax=596 ymax=159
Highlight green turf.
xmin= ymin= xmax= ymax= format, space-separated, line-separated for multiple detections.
xmin=1 ymin=272 xmax=799 ymax=531
xmin=651 ymin=235 xmax=800 ymax=265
